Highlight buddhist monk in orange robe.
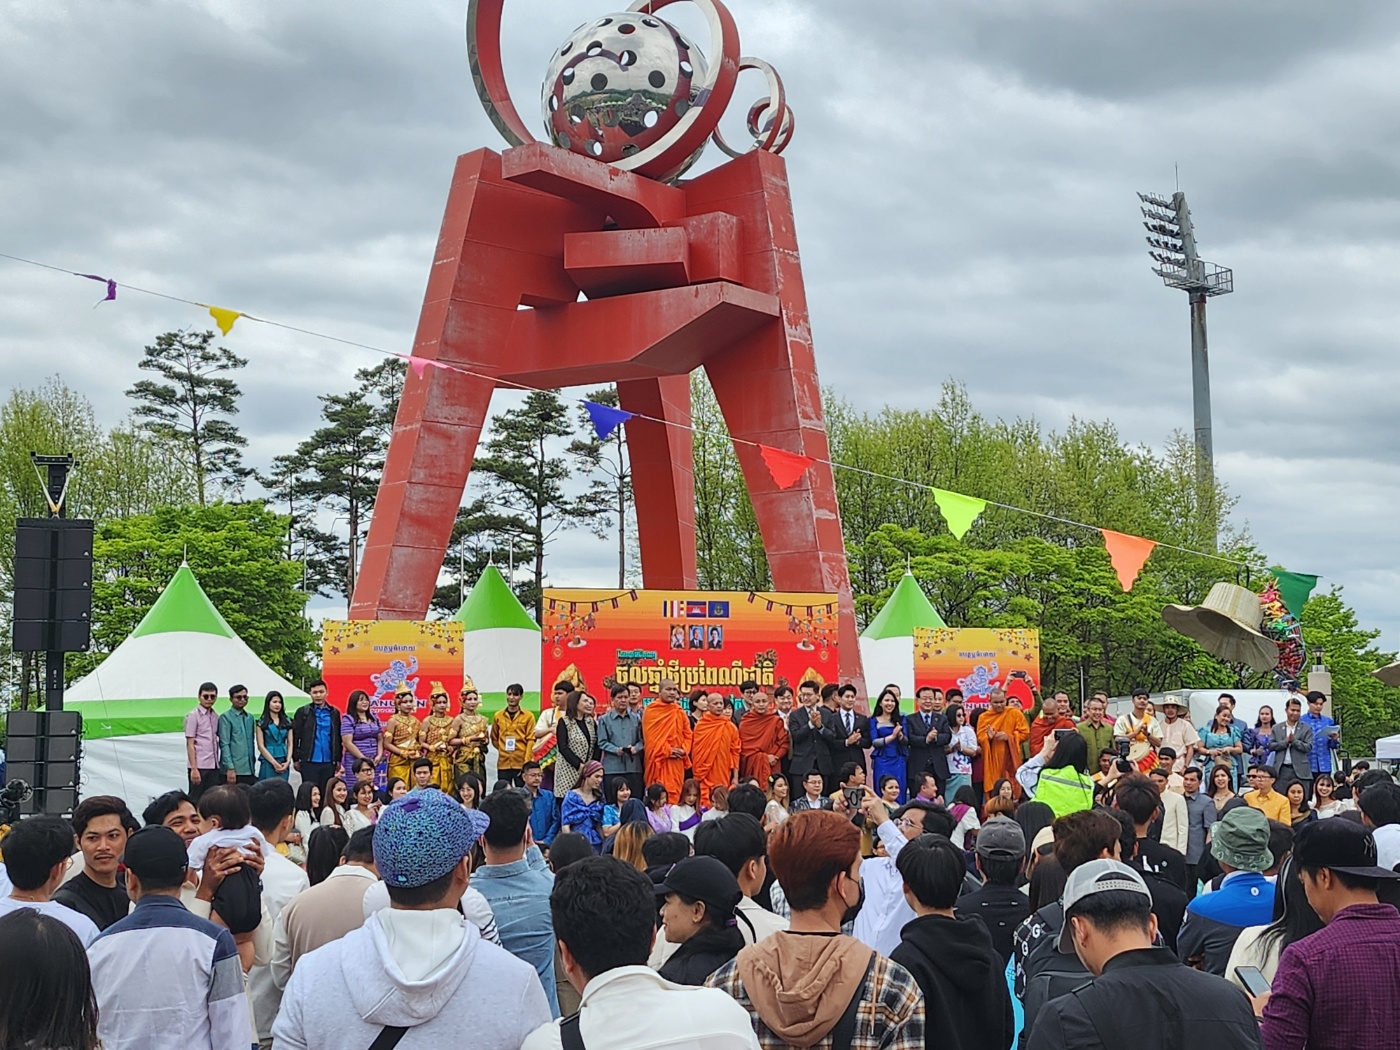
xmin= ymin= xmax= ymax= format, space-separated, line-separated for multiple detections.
xmin=691 ymin=692 xmax=742 ymax=806
xmin=976 ymin=687 xmax=1031 ymax=797
xmin=642 ymin=678 xmax=692 ymax=803
xmin=738 ymin=690 xmax=790 ymax=783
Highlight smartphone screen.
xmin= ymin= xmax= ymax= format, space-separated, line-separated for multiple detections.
xmin=1234 ymin=966 xmax=1271 ymax=997
xmin=844 ymin=787 xmax=863 ymax=809
xmin=1054 ymin=728 xmax=1074 ymax=742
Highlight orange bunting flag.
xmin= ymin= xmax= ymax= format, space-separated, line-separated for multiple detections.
xmin=758 ymin=444 xmax=815 ymax=489
xmin=206 ymin=305 xmax=243 ymax=336
xmin=1101 ymin=529 xmax=1157 ymax=591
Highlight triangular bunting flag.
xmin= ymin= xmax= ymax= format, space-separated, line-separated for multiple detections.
xmin=932 ymin=488 xmax=986 ymax=540
xmin=206 ymin=305 xmax=242 ymax=335
xmin=758 ymin=444 xmax=815 ymax=489
xmin=1101 ymin=529 xmax=1157 ymax=591
xmin=584 ymin=400 xmax=632 ymax=440
xmin=77 ymin=273 xmax=116 ymax=304
xmin=1271 ymin=568 xmax=1318 ymax=619
xmin=408 ymin=356 xmax=429 ymax=379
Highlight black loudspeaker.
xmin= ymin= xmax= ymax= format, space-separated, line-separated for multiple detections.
xmin=3 ymin=710 xmax=82 ymax=817
xmin=11 ymin=518 xmax=93 ymax=654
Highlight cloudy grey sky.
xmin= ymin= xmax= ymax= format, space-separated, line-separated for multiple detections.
xmin=2 ymin=0 xmax=1397 ymax=653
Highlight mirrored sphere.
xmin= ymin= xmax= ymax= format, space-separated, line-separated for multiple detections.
xmin=542 ymin=13 xmax=708 ymax=164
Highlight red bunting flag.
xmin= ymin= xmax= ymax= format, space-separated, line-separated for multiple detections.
xmin=758 ymin=444 xmax=815 ymax=489
xmin=1101 ymin=529 xmax=1157 ymax=591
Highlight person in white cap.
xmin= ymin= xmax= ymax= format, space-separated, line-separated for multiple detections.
xmin=1026 ymin=859 xmax=1261 ymax=1050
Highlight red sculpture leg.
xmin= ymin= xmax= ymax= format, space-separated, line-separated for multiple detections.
xmin=617 ymin=375 xmax=697 ymax=589
xmin=352 ymin=150 xmax=596 ymax=619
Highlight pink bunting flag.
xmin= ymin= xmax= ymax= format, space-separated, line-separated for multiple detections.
xmin=1101 ymin=529 xmax=1157 ymax=591
xmin=758 ymin=444 xmax=815 ymax=489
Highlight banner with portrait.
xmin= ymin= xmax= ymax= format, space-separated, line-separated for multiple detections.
xmin=541 ymin=588 xmax=840 ymax=704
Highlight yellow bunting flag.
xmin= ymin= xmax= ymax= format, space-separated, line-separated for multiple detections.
xmin=932 ymin=488 xmax=986 ymax=540
xmin=206 ymin=305 xmax=242 ymax=335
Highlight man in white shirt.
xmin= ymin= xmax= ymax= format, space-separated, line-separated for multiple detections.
xmin=273 ymin=787 xmax=549 ymax=1050
xmin=523 ymin=855 xmax=759 ymax=1050
xmin=246 ymin=779 xmax=309 ymax=1047
xmin=1358 ymin=781 xmax=1400 ymax=872
xmin=1113 ymin=688 xmax=1163 ymax=756
xmin=88 ymin=825 xmax=251 ymax=1050
xmin=0 ymin=815 xmax=100 ymax=947
xmin=852 ymin=796 xmax=953 ymax=956
xmin=651 ymin=813 xmax=787 ymax=967
xmin=1158 ymin=699 xmax=1198 ymax=774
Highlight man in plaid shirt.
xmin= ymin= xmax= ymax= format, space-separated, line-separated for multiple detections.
xmin=1258 ymin=819 xmax=1400 ymax=1050
xmin=708 ymin=809 xmax=924 ymax=1050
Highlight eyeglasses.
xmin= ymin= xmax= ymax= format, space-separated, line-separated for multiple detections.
xmin=200 ymin=693 xmax=217 ymax=700
xmin=895 ymin=817 xmax=922 ymax=830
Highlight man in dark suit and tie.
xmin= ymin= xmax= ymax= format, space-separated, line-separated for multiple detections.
xmin=905 ymin=686 xmax=952 ymax=798
xmin=828 ymin=683 xmax=872 ymax=790
xmin=788 ymin=679 xmax=837 ymax=789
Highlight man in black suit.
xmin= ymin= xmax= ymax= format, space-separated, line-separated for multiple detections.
xmin=787 ymin=679 xmax=836 ymax=789
xmin=828 ymin=683 xmax=871 ymax=790
xmin=905 ymin=686 xmax=952 ymax=798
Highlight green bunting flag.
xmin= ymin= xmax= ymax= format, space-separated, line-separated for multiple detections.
xmin=1271 ymin=568 xmax=1319 ymax=619
xmin=933 ymin=488 xmax=987 ymax=540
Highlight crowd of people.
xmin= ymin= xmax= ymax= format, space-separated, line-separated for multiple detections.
xmin=2 ymin=675 xmax=1399 ymax=1050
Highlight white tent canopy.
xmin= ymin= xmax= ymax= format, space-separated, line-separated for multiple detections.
xmin=67 ymin=564 xmax=306 ymax=805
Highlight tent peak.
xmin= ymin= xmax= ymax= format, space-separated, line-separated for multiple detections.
xmin=862 ymin=574 xmax=946 ymax=639
xmin=452 ymin=565 xmax=538 ymax=632
xmin=130 ymin=563 xmax=237 ymax=639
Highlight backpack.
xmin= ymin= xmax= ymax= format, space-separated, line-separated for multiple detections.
xmin=1017 ymin=903 xmax=1092 ymax=1050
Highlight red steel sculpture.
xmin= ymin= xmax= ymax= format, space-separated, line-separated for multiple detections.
xmin=353 ymin=0 xmax=864 ymax=687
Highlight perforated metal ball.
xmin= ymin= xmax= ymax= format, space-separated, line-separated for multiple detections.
xmin=542 ymin=13 xmax=708 ymax=164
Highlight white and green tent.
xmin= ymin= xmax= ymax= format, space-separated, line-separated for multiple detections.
xmin=859 ymin=572 xmax=947 ymax=697
xmin=67 ymin=564 xmax=307 ymax=803
xmin=452 ymin=565 xmax=541 ymax=712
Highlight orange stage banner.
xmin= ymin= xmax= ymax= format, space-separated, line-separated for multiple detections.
xmin=541 ymin=589 xmax=840 ymax=703
xmin=912 ymin=627 xmax=1040 ymax=708
xmin=322 ymin=620 xmax=466 ymax=722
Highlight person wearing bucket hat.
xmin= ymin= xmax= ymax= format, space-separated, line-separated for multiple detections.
xmin=272 ymin=790 xmax=550 ymax=1050
xmin=1027 ymin=858 xmax=1262 ymax=1050
xmin=1176 ymin=806 xmax=1275 ymax=975
xmin=655 ymin=855 xmax=746 ymax=986
xmin=1259 ymin=819 xmax=1400 ymax=1048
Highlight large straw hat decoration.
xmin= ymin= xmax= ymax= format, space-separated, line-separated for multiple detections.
xmin=1373 ymin=662 xmax=1400 ymax=688
xmin=1162 ymin=582 xmax=1280 ymax=672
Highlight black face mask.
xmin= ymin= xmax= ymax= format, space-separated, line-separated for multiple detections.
xmin=841 ymin=874 xmax=866 ymax=926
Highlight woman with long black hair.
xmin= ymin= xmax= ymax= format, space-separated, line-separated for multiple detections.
xmin=255 ymin=690 xmax=293 ymax=780
xmin=0 ymin=909 xmax=99 ymax=1050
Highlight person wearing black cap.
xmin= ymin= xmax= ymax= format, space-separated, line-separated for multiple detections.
xmin=1027 ymin=859 xmax=1260 ymax=1050
xmin=890 ymin=834 xmax=1014 ymax=1050
xmin=656 ymin=856 xmax=746 ymax=986
xmin=953 ymin=816 xmax=1029 ymax=965
xmin=86 ymin=826 xmax=252 ymax=1050
xmin=1257 ymin=819 xmax=1400 ymax=1048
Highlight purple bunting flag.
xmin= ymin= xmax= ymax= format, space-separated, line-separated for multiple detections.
xmin=584 ymin=400 xmax=633 ymax=440
xmin=77 ymin=273 xmax=117 ymax=305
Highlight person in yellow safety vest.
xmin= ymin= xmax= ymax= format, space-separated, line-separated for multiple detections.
xmin=1016 ymin=730 xmax=1098 ymax=818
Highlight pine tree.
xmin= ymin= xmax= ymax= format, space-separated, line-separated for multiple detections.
xmin=126 ymin=330 xmax=249 ymax=504
xmin=471 ymin=389 xmax=607 ymax=619
xmin=569 ymin=386 xmax=633 ymax=587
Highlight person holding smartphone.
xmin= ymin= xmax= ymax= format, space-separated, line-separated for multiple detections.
xmin=1015 ymin=731 xmax=1097 ymax=818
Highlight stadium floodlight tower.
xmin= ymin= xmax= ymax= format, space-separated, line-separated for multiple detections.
xmin=1138 ymin=190 xmax=1232 ymax=549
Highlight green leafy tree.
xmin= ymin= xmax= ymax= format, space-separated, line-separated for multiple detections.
xmin=0 ymin=378 xmax=195 ymax=706
xmin=470 ymin=389 xmax=606 ymax=619
xmin=1301 ymin=589 xmax=1400 ymax=757
xmin=126 ymin=330 xmax=249 ymax=504
xmin=265 ymin=358 xmax=404 ymax=600
xmin=71 ymin=503 xmax=316 ymax=685
xmin=691 ymin=373 xmax=769 ymax=590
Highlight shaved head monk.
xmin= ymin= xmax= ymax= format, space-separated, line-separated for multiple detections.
xmin=691 ymin=691 xmax=741 ymax=806
xmin=643 ymin=678 xmax=692 ymax=803
xmin=976 ymin=687 xmax=1029 ymax=799
xmin=739 ymin=691 xmax=789 ymax=784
